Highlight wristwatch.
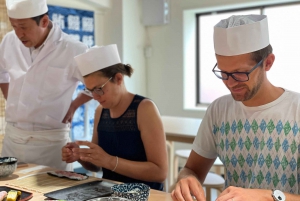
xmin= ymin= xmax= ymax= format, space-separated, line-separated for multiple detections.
xmin=272 ymin=189 xmax=286 ymax=201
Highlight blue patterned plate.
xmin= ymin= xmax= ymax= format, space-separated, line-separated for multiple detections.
xmin=111 ymin=183 xmax=150 ymax=201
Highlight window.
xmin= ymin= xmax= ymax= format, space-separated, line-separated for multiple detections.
xmin=196 ymin=3 xmax=300 ymax=104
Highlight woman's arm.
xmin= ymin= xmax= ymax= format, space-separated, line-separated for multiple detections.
xmin=108 ymin=99 xmax=168 ymax=182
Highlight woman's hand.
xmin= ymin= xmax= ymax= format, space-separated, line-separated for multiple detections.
xmin=62 ymin=142 xmax=80 ymax=163
xmin=72 ymin=141 xmax=114 ymax=170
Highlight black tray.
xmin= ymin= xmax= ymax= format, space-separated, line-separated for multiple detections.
xmin=44 ymin=180 xmax=115 ymax=201
xmin=0 ymin=186 xmax=33 ymax=201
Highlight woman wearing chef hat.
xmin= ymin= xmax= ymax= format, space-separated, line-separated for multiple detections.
xmin=62 ymin=44 xmax=168 ymax=191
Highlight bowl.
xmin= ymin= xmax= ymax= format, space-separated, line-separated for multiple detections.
xmin=111 ymin=183 xmax=150 ymax=201
xmin=0 ymin=157 xmax=18 ymax=177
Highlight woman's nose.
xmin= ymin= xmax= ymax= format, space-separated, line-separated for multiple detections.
xmin=93 ymin=94 xmax=101 ymax=102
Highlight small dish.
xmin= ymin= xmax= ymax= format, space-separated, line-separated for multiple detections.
xmin=0 ymin=157 xmax=18 ymax=177
xmin=111 ymin=183 xmax=150 ymax=201
xmin=0 ymin=186 xmax=33 ymax=201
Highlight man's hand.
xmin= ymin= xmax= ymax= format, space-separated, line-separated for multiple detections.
xmin=216 ymin=186 xmax=272 ymax=201
xmin=171 ymin=176 xmax=206 ymax=201
xmin=0 ymin=83 xmax=9 ymax=100
xmin=62 ymin=104 xmax=76 ymax=123
xmin=62 ymin=93 xmax=93 ymax=124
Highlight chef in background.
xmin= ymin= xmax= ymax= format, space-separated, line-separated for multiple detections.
xmin=0 ymin=0 xmax=92 ymax=170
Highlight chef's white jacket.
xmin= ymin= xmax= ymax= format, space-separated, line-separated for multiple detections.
xmin=0 ymin=23 xmax=88 ymax=131
xmin=0 ymin=23 xmax=89 ymax=170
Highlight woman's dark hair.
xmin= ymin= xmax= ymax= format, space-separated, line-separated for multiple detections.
xmin=84 ymin=63 xmax=134 ymax=79
xmin=31 ymin=12 xmax=48 ymax=25
xmin=251 ymin=44 xmax=273 ymax=63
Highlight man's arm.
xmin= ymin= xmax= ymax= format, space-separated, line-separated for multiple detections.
xmin=285 ymin=193 xmax=300 ymax=201
xmin=0 ymin=83 xmax=9 ymax=100
xmin=217 ymin=186 xmax=300 ymax=201
xmin=62 ymin=93 xmax=93 ymax=123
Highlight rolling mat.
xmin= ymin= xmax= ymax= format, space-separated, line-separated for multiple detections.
xmin=6 ymin=172 xmax=100 ymax=193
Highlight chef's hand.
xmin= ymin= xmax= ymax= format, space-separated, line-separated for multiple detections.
xmin=216 ymin=186 xmax=271 ymax=201
xmin=171 ymin=175 xmax=206 ymax=201
xmin=73 ymin=141 xmax=114 ymax=170
xmin=62 ymin=104 xmax=76 ymax=124
xmin=62 ymin=142 xmax=80 ymax=163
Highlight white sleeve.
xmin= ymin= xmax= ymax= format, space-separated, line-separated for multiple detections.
xmin=192 ymin=104 xmax=218 ymax=159
xmin=0 ymin=72 xmax=10 ymax=83
xmin=70 ymin=43 xmax=93 ymax=98
xmin=0 ymin=40 xmax=10 ymax=83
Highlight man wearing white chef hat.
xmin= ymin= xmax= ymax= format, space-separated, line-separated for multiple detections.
xmin=172 ymin=15 xmax=300 ymax=201
xmin=61 ymin=44 xmax=168 ymax=191
xmin=0 ymin=0 xmax=92 ymax=170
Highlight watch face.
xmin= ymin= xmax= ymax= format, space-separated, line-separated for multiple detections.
xmin=273 ymin=190 xmax=286 ymax=201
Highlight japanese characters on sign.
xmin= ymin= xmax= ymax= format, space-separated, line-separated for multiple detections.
xmin=48 ymin=5 xmax=95 ymax=47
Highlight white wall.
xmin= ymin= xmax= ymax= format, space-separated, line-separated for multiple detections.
xmin=122 ymin=0 xmax=147 ymax=96
xmin=101 ymin=0 xmax=148 ymax=95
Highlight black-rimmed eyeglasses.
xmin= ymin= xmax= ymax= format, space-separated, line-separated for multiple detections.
xmin=212 ymin=59 xmax=263 ymax=82
xmin=84 ymin=77 xmax=112 ymax=96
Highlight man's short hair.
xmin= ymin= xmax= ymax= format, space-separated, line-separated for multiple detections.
xmin=32 ymin=12 xmax=48 ymax=25
xmin=251 ymin=44 xmax=273 ymax=63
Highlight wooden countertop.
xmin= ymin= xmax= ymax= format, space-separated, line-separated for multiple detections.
xmin=0 ymin=164 xmax=172 ymax=201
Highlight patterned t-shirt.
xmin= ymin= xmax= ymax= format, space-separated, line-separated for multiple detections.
xmin=192 ymin=89 xmax=300 ymax=194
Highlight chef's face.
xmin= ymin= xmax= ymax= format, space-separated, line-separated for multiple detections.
xmin=9 ymin=15 xmax=49 ymax=48
xmin=216 ymin=53 xmax=265 ymax=103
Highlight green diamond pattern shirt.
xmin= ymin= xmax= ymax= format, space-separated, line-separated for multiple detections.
xmin=192 ymin=90 xmax=300 ymax=194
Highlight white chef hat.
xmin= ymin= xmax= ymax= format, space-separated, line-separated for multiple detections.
xmin=214 ymin=14 xmax=269 ymax=56
xmin=75 ymin=44 xmax=121 ymax=76
xmin=6 ymin=0 xmax=48 ymax=19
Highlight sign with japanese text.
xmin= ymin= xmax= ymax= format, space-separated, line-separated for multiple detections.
xmin=48 ymin=5 xmax=95 ymax=47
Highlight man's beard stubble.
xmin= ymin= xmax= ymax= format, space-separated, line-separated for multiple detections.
xmin=229 ymin=72 xmax=264 ymax=102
